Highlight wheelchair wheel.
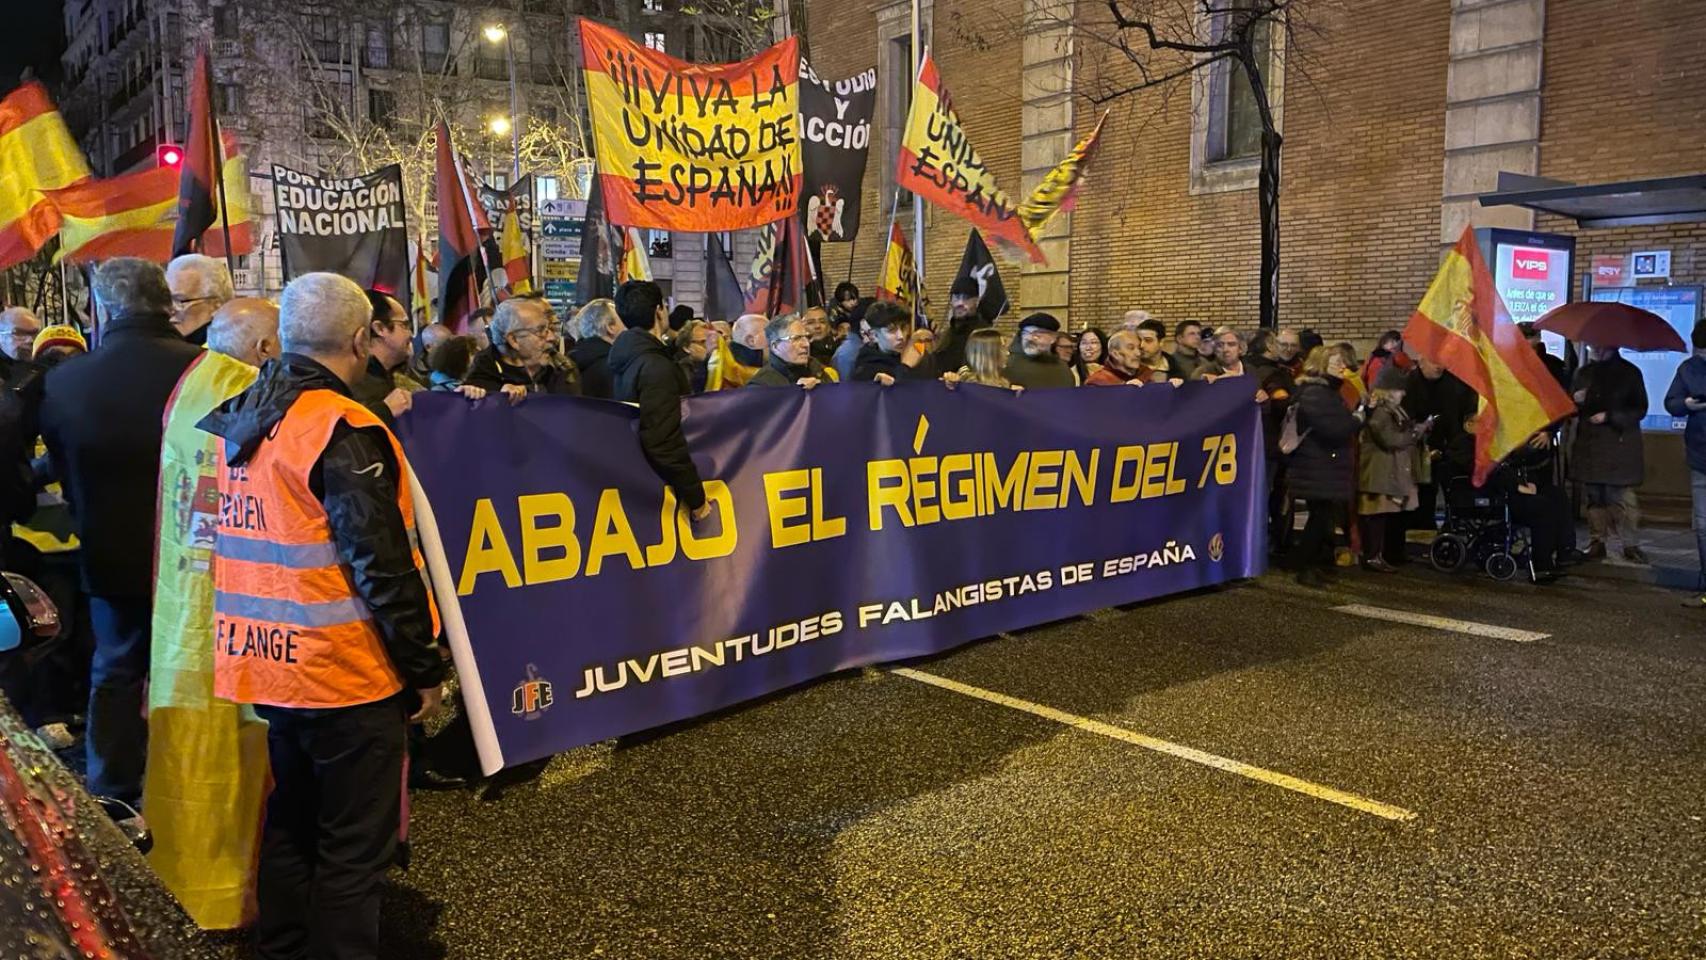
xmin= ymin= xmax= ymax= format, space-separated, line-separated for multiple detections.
xmin=1484 ymin=552 xmax=1518 ymax=582
xmin=1430 ymin=534 xmax=1468 ymax=573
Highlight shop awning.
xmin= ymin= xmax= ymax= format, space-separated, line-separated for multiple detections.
xmin=1478 ymin=171 xmax=1706 ymax=229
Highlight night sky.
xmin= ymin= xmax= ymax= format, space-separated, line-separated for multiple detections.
xmin=1 ymin=0 xmax=66 ymax=93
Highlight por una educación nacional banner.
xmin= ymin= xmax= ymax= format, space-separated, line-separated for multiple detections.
xmin=397 ymin=381 xmax=1265 ymax=774
xmin=272 ymin=163 xmax=410 ymax=312
xmin=579 ymin=18 xmax=803 ymax=232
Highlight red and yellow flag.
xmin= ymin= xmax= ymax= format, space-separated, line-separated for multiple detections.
xmin=1018 ymin=111 xmax=1107 ymax=243
xmin=0 ymin=83 xmax=91 ymax=269
xmin=411 ymin=240 xmax=434 ymax=326
xmin=579 ymin=18 xmax=801 ymax=232
xmin=50 ymin=152 xmax=252 ymax=264
xmin=1404 ymin=226 xmax=1576 ymax=485
xmin=497 ymin=207 xmax=531 ymax=296
xmin=875 ymin=220 xmax=918 ymax=316
xmin=896 ymin=51 xmax=1042 ymax=264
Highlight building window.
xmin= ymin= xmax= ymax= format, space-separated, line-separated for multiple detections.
xmin=644 ymin=32 xmax=666 ymax=53
xmin=537 ymin=176 xmax=559 ymax=201
xmin=212 ymin=4 xmax=238 ymax=39
xmin=420 ymin=21 xmax=450 ymax=72
xmin=363 ymin=23 xmax=392 ymax=69
xmin=880 ymin=31 xmax=916 ymax=210
xmin=368 ymin=88 xmax=395 ymax=128
xmin=216 ymin=82 xmax=243 ymax=115
xmin=1189 ymin=0 xmax=1284 ymax=194
xmin=643 ymin=0 xmax=664 ymax=10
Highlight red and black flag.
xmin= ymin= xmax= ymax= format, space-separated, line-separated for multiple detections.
xmin=743 ymin=216 xmax=814 ymax=317
xmin=172 ymin=47 xmax=227 ymax=258
xmin=434 ymin=122 xmax=484 ymax=332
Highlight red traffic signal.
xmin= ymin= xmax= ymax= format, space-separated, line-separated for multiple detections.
xmin=156 ymin=144 xmax=184 ymax=169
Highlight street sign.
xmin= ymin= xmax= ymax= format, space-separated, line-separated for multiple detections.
xmin=541 ymin=238 xmax=580 ymax=260
xmin=544 ymin=279 xmax=575 ymax=299
xmin=543 ymin=260 xmax=577 ymax=280
xmin=540 ymin=218 xmax=580 ymax=238
xmin=539 ymin=198 xmax=586 ymax=218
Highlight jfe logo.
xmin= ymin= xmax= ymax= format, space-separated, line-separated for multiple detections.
xmin=511 ymin=664 xmax=554 ymax=719
xmin=1511 ymin=249 xmax=1550 ymax=280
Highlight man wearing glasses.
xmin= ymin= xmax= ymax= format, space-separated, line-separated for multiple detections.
xmin=0 ymin=307 xmax=43 ymax=380
xmin=464 ymin=296 xmax=581 ymax=400
xmin=165 ymin=254 xmax=234 ymax=346
xmin=748 ymin=314 xmax=832 ymax=389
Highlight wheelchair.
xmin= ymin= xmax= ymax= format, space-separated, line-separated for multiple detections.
xmin=1427 ymin=476 xmax=1532 ymax=582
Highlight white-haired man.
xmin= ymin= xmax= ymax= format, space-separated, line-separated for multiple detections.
xmin=708 ymin=312 xmax=767 ymax=390
xmin=568 ymin=298 xmax=621 ymax=399
xmin=165 ymin=253 xmax=235 ymax=345
xmin=146 ymin=295 xmax=280 ymax=927
xmin=0 ymin=306 xmax=43 ymax=378
xmin=465 ymin=296 xmax=580 ymax=399
xmin=198 ymin=272 xmax=445 ymax=959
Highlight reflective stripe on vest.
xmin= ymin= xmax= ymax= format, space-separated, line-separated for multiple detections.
xmin=212 ymin=388 xmax=440 ymax=709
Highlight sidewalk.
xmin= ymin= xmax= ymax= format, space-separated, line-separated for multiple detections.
xmin=1404 ymin=523 xmax=1701 ymax=591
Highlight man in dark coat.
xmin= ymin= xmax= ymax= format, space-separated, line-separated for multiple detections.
xmin=466 ymin=297 xmax=581 ymax=399
xmin=854 ymin=301 xmax=935 ymax=383
xmin=934 ymin=275 xmax=990 ymax=376
xmin=38 ymin=257 xmax=201 ymax=808
xmin=569 ymin=299 xmax=620 ymax=399
xmin=1002 ymin=313 xmax=1076 ymax=389
xmin=1571 ymin=345 xmax=1648 ymax=563
xmin=748 ymin=315 xmax=830 ymax=389
xmin=350 ymin=290 xmax=426 ymax=426
xmin=609 ymin=280 xmax=710 ymax=521
xmin=1287 ymin=354 xmax=1366 ymax=586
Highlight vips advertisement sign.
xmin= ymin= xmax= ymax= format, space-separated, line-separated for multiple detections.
xmin=398 ymin=382 xmax=1266 ymax=774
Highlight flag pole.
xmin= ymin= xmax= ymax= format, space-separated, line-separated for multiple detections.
xmin=910 ymin=2 xmax=925 ymax=300
xmin=201 ymin=47 xmax=237 ymax=277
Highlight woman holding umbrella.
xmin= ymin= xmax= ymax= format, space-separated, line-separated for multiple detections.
xmin=1570 ymin=344 xmax=1649 ymax=563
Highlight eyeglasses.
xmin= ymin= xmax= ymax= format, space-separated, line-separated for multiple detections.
xmin=172 ymin=295 xmax=217 ymax=308
xmin=1 ymin=329 xmax=37 ymax=341
xmin=514 ymin=326 xmax=550 ymax=339
xmin=773 ymin=334 xmax=810 ymax=345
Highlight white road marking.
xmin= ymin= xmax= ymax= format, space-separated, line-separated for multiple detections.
xmin=1332 ymin=603 xmax=1550 ymax=643
xmin=889 ymin=667 xmax=1417 ymax=823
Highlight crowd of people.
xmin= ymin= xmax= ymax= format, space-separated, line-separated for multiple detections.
xmin=0 ymin=252 xmax=1693 ymax=958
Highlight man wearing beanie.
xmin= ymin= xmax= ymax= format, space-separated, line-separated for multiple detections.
xmin=1003 ymin=312 xmax=1077 ymax=389
xmin=934 ymin=275 xmax=989 ymax=375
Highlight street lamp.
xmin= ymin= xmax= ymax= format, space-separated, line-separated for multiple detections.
xmin=487 ymin=115 xmax=511 ymax=137
xmin=483 ymin=22 xmax=521 ymax=184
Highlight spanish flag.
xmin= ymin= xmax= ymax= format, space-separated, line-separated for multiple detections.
xmin=0 ymin=83 xmax=91 ymax=269
xmin=497 ymin=207 xmax=531 ymax=296
xmin=411 ymin=240 xmax=434 ymax=326
xmin=618 ymin=227 xmax=651 ymax=283
xmin=50 ymin=152 xmax=252 ymax=264
xmin=876 ymin=220 xmax=918 ymax=318
xmin=1404 ymin=226 xmax=1575 ymax=485
xmin=896 ymin=50 xmax=1042 ymax=264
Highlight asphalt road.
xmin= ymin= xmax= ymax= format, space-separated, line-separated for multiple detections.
xmin=375 ymin=563 xmax=1704 ymax=960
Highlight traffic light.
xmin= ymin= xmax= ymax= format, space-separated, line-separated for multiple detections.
xmin=156 ymin=143 xmax=183 ymax=169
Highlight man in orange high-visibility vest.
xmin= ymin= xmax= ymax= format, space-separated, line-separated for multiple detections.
xmin=200 ymin=272 xmax=446 ymax=960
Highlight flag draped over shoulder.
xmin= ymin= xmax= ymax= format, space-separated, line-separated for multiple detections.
xmin=876 ymin=220 xmax=918 ymax=317
xmin=0 ymin=83 xmax=91 ymax=269
xmin=173 ymin=47 xmax=223 ymax=257
xmin=1403 ymin=226 xmax=1576 ymax=485
xmin=579 ymin=18 xmax=802 ymax=232
xmin=1017 ymin=111 xmax=1107 ymax=243
xmin=50 ymin=150 xmax=251 ymax=264
xmin=895 ymin=50 xmax=1042 ymax=264
xmin=434 ymin=122 xmax=484 ymax=332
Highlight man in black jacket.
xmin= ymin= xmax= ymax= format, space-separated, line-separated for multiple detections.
xmin=853 ymin=301 xmax=934 ymax=383
xmin=198 ymin=271 xmax=445 ymax=959
xmin=933 ymin=275 xmax=990 ymax=375
xmin=165 ymin=253 xmax=234 ymax=346
xmin=38 ymin=257 xmax=202 ymax=808
xmin=748 ymin=314 xmax=829 ymax=389
xmin=568 ymin=298 xmax=620 ymax=399
xmin=609 ymin=280 xmax=711 ymax=521
xmin=350 ymin=290 xmax=426 ymax=425
xmin=465 ymin=297 xmax=581 ymax=399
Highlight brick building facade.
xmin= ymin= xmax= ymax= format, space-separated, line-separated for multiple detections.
xmin=800 ymin=0 xmax=1705 ymax=348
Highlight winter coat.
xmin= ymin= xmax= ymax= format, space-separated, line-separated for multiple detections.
xmin=197 ymin=354 xmax=445 ymax=692
xmin=569 ymin=337 xmax=615 ymax=399
xmin=1084 ymin=364 xmax=1145 ymax=386
xmin=832 ymin=335 xmax=864 ymax=384
xmin=1358 ymin=399 xmax=1421 ymax=500
xmin=935 ymin=314 xmax=991 ymax=376
xmin=1246 ymin=355 xmax=1296 ymax=458
xmin=1169 ymin=350 xmax=1209 ymax=382
xmin=464 ymin=345 xmax=581 ymax=397
xmin=350 ymin=356 xmax=428 ymax=426
xmin=38 ymin=311 xmax=200 ymax=598
xmin=748 ymin=353 xmax=829 ymax=387
xmin=1286 ymin=375 xmax=1363 ymax=503
xmin=610 ymin=328 xmax=706 ymax=511
xmin=852 ymin=343 xmax=933 ymax=382
xmin=1401 ymin=366 xmax=1477 ymax=457
xmin=1571 ymin=356 xmax=1646 ymax=487
xmin=1664 ymin=354 xmax=1706 ymax=473
xmin=1002 ymin=337 xmax=1077 ymax=390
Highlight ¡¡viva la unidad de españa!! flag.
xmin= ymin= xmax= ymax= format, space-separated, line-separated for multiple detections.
xmin=579 ymin=18 xmax=802 ymax=233
xmin=896 ymin=50 xmax=1044 ymax=265
xmin=0 ymin=82 xmax=91 ymax=269
xmin=1404 ymin=225 xmax=1576 ymax=486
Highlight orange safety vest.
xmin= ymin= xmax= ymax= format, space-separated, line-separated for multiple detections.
xmin=212 ymin=389 xmax=440 ymax=709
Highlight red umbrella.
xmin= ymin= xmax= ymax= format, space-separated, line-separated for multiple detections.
xmin=1532 ymin=301 xmax=1685 ymax=352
